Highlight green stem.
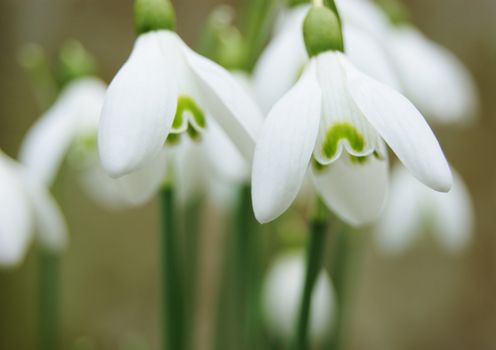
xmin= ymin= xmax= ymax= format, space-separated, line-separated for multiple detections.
xmin=328 ymin=224 xmax=351 ymax=350
xmin=234 ymin=185 xmax=260 ymax=349
xmin=39 ymin=249 xmax=60 ymax=350
xmin=159 ymin=186 xmax=184 ymax=350
xmin=18 ymin=44 xmax=58 ymax=110
xmin=239 ymin=0 xmax=278 ymax=72
xmin=182 ymin=199 xmax=201 ymax=350
xmin=292 ymin=200 xmax=329 ymax=350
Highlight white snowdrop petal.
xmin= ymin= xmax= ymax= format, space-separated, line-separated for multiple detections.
xmin=78 ymin=160 xmax=132 ymax=210
xmin=388 ymin=26 xmax=478 ymax=125
xmin=262 ymin=252 xmax=335 ymax=344
xmin=98 ymin=31 xmax=178 ymax=177
xmin=79 ymin=151 xmax=167 ymax=209
xmin=181 ymin=40 xmax=264 ymax=162
xmin=312 ymin=148 xmax=389 ymax=227
xmin=24 ymin=176 xmax=68 ymax=253
xmin=253 ymin=6 xmax=308 ymax=113
xmin=375 ymin=166 xmax=424 ymax=254
xmin=313 ymin=52 xmax=381 ymax=165
xmin=343 ymin=25 xmax=401 ymax=90
xmin=336 ymin=0 xmax=389 ymax=38
xmin=433 ymin=170 xmax=474 ymax=252
xmin=342 ymin=54 xmax=452 ymax=192
xmin=114 ymin=151 xmax=168 ymax=206
xmin=20 ymin=78 xmax=106 ymax=185
xmin=173 ymin=140 xmax=209 ymax=206
xmin=203 ymin=120 xmax=248 ymax=184
xmin=252 ymin=62 xmax=322 ymax=223
xmin=0 ymin=154 xmax=33 ymax=267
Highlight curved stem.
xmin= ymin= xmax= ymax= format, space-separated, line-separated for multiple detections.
xmin=239 ymin=0 xmax=278 ymax=72
xmin=292 ymin=199 xmax=329 ymax=350
xmin=159 ymin=186 xmax=184 ymax=350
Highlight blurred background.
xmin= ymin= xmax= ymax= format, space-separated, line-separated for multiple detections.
xmin=0 ymin=0 xmax=495 ymax=349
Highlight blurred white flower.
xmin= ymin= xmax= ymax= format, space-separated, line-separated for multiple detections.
xmin=0 ymin=151 xmax=67 ymax=267
xmin=336 ymin=0 xmax=479 ymax=125
xmin=376 ymin=165 xmax=474 ymax=254
xmin=98 ymin=30 xmax=263 ymax=180
xmin=253 ymin=4 xmax=401 ymax=113
xmin=168 ymin=119 xmax=249 ymax=207
xmin=252 ymin=5 xmax=452 ymax=226
xmin=262 ymin=252 xmax=335 ymax=345
xmin=20 ymin=78 xmax=164 ymax=209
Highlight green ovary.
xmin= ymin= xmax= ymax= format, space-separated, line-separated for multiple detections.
xmin=322 ymin=122 xmax=365 ymax=160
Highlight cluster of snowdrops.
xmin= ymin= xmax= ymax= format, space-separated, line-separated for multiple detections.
xmin=0 ymin=0 xmax=477 ymax=349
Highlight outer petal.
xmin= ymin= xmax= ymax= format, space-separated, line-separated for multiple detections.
xmin=19 ymin=79 xmax=106 ymax=185
xmin=388 ymin=26 xmax=478 ymax=125
xmin=343 ymin=25 xmax=401 ymax=90
xmin=78 ymin=152 xmax=167 ymax=209
xmin=98 ymin=31 xmax=178 ymax=177
xmin=375 ymin=166 xmax=423 ymax=253
xmin=335 ymin=0 xmax=389 ymax=38
xmin=253 ymin=6 xmax=309 ymax=113
xmin=312 ymin=146 xmax=389 ymax=227
xmin=180 ymin=40 xmax=264 ymax=162
xmin=432 ymin=170 xmax=474 ymax=252
xmin=203 ymin=120 xmax=248 ymax=185
xmin=24 ymin=176 xmax=68 ymax=253
xmin=0 ymin=154 xmax=33 ymax=267
xmin=115 ymin=151 xmax=168 ymax=206
xmin=252 ymin=62 xmax=322 ymax=223
xmin=341 ymin=55 xmax=452 ymax=192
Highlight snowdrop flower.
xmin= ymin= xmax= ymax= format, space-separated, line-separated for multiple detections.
xmin=20 ymin=78 xmax=164 ymax=208
xmin=262 ymin=252 xmax=335 ymax=344
xmin=376 ymin=165 xmax=474 ymax=254
xmin=336 ymin=0 xmax=479 ymax=125
xmin=252 ymin=3 xmax=452 ymax=225
xmin=98 ymin=0 xmax=262 ymax=183
xmin=0 ymin=151 xmax=67 ymax=267
xmin=254 ymin=3 xmax=401 ymax=113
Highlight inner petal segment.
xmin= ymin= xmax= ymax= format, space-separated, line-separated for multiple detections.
xmin=167 ymin=95 xmax=207 ymax=145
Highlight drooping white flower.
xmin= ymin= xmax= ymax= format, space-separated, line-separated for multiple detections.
xmin=262 ymin=252 xmax=335 ymax=344
xmin=376 ymin=165 xmax=474 ymax=254
xmin=253 ymin=4 xmax=401 ymax=113
xmin=252 ymin=5 xmax=452 ymax=226
xmin=336 ymin=0 xmax=479 ymax=125
xmin=98 ymin=30 xmax=262 ymax=180
xmin=0 ymin=151 xmax=67 ymax=267
xmin=19 ymin=78 xmax=164 ymax=209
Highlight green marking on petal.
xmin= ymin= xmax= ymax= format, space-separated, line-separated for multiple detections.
xmin=350 ymin=155 xmax=368 ymax=164
xmin=322 ymin=122 xmax=365 ymax=160
xmin=168 ymin=95 xmax=207 ymax=145
xmin=173 ymin=96 xmax=206 ymax=130
xmin=312 ymin=157 xmax=326 ymax=172
xmin=165 ymin=133 xmax=181 ymax=146
xmin=186 ymin=124 xmax=201 ymax=141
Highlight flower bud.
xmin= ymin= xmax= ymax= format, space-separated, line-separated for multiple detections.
xmin=134 ymin=0 xmax=176 ymax=35
xmin=303 ymin=5 xmax=344 ymax=57
xmin=199 ymin=6 xmax=245 ymax=70
xmin=376 ymin=0 xmax=410 ymax=26
xmin=57 ymin=40 xmax=97 ymax=86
